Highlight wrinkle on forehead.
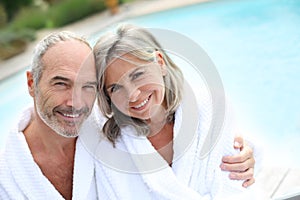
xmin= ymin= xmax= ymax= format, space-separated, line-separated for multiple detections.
xmin=41 ymin=40 xmax=96 ymax=82
xmin=42 ymin=40 xmax=93 ymax=71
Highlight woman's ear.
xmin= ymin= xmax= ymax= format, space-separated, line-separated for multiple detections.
xmin=26 ymin=71 xmax=35 ymax=97
xmin=154 ymin=51 xmax=167 ymax=76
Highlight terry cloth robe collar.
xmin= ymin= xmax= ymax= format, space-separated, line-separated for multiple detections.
xmin=116 ymin=104 xmax=204 ymax=200
xmin=3 ymin=106 xmax=96 ymax=199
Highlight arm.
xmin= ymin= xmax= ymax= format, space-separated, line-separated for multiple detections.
xmin=220 ymin=136 xmax=255 ymax=188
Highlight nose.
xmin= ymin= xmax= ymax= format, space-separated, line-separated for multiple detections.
xmin=128 ymin=88 xmax=141 ymax=102
xmin=66 ymin=88 xmax=84 ymax=109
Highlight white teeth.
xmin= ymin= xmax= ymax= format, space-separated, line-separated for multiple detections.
xmin=62 ymin=113 xmax=80 ymax=118
xmin=134 ymin=98 xmax=149 ymax=109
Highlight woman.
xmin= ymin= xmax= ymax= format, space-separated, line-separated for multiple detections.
xmin=92 ymin=24 xmax=262 ymax=199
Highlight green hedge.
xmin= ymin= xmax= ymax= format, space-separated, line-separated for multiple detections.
xmin=47 ymin=0 xmax=106 ymax=28
xmin=0 ymin=0 xmax=110 ymax=59
xmin=10 ymin=7 xmax=48 ymax=30
xmin=0 ymin=28 xmax=35 ymax=60
xmin=9 ymin=0 xmax=106 ymax=30
xmin=1 ymin=0 xmax=33 ymax=21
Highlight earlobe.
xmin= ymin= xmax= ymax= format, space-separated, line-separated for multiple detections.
xmin=26 ymin=71 xmax=35 ymax=97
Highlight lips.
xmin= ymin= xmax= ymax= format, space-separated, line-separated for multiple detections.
xmin=56 ymin=111 xmax=82 ymax=123
xmin=60 ymin=112 xmax=80 ymax=118
xmin=54 ymin=107 xmax=89 ymax=124
xmin=131 ymin=95 xmax=151 ymax=110
xmin=134 ymin=97 xmax=149 ymax=109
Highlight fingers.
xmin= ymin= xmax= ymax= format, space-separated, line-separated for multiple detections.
xmin=233 ymin=135 xmax=244 ymax=149
xmin=228 ymin=168 xmax=255 ymax=187
xmin=242 ymin=177 xmax=255 ymax=188
xmin=220 ymin=156 xmax=255 ymax=172
xmin=228 ymin=167 xmax=254 ymax=180
xmin=222 ymin=135 xmax=256 ymax=187
xmin=222 ymin=144 xmax=253 ymax=163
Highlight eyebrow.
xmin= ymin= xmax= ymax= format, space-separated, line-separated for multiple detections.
xmin=86 ymin=81 xmax=98 ymax=86
xmin=50 ymin=76 xmax=70 ymax=83
xmin=50 ymin=76 xmax=97 ymax=86
xmin=128 ymin=67 xmax=142 ymax=79
xmin=105 ymin=66 xmax=145 ymax=91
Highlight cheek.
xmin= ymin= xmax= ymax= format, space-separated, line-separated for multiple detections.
xmin=111 ymin=96 xmax=127 ymax=111
xmin=154 ymin=85 xmax=165 ymax=102
xmin=137 ymin=74 xmax=165 ymax=90
xmin=37 ymin=89 xmax=63 ymax=108
xmin=143 ymin=82 xmax=165 ymax=97
xmin=82 ymin=91 xmax=97 ymax=105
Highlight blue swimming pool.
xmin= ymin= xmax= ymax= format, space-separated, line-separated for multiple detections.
xmin=0 ymin=69 xmax=31 ymax=148
xmin=122 ymin=0 xmax=300 ymax=167
xmin=1 ymin=0 xmax=299 ymax=166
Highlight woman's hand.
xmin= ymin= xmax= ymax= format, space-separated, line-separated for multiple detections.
xmin=220 ymin=136 xmax=255 ymax=188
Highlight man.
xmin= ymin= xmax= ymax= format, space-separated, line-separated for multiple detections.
xmin=0 ymin=31 xmax=98 ymax=199
xmin=0 ymin=31 xmax=255 ymax=200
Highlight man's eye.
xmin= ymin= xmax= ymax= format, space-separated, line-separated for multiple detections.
xmin=83 ymin=85 xmax=96 ymax=93
xmin=83 ymin=85 xmax=96 ymax=90
xmin=54 ymin=82 xmax=67 ymax=86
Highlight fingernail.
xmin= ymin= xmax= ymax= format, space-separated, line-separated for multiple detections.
xmin=234 ymin=141 xmax=241 ymax=148
xmin=220 ymin=164 xmax=226 ymax=170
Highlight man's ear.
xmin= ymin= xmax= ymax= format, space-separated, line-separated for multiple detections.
xmin=154 ymin=51 xmax=167 ymax=76
xmin=26 ymin=71 xmax=35 ymax=97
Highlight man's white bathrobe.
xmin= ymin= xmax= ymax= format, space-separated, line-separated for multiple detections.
xmin=81 ymin=82 xmax=265 ymax=200
xmin=0 ymin=106 xmax=98 ymax=200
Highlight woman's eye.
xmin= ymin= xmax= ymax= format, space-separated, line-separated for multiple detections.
xmin=110 ymin=84 xmax=121 ymax=93
xmin=132 ymin=72 xmax=143 ymax=80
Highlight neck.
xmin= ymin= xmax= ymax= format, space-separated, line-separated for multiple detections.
xmin=23 ymin=111 xmax=77 ymax=155
xmin=147 ymin=121 xmax=174 ymax=165
xmin=145 ymin=105 xmax=170 ymax=136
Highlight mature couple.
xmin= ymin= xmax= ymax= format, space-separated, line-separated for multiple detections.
xmin=0 ymin=24 xmax=260 ymax=199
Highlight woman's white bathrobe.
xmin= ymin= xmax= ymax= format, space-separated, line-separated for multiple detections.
xmin=0 ymin=106 xmax=98 ymax=200
xmin=86 ymin=81 xmax=264 ymax=200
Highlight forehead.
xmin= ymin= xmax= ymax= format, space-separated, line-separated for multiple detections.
xmin=41 ymin=40 xmax=96 ymax=81
xmin=104 ymin=56 xmax=138 ymax=83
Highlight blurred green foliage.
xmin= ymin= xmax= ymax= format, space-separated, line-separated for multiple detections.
xmin=0 ymin=0 xmax=123 ymax=59
xmin=6 ymin=0 xmax=106 ymax=30
xmin=119 ymin=0 xmax=135 ymax=3
xmin=0 ymin=4 xmax=7 ymax=27
xmin=0 ymin=28 xmax=35 ymax=60
xmin=0 ymin=28 xmax=35 ymax=45
xmin=48 ymin=0 xmax=106 ymax=27
xmin=1 ymin=0 xmax=33 ymax=21
xmin=10 ymin=7 xmax=48 ymax=30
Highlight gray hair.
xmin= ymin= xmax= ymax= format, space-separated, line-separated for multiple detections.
xmin=93 ymin=24 xmax=184 ymax=145
xmin=31 ymin=31 xmax=91 ymax=86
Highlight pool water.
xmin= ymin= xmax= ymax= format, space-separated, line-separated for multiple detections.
xmin=0 ymin=69 xmax=31 ymax=149
xmin=122 ymin=0 xmax=300 ymax=167
xmin=1 ymin=0 xmax=299 ymax=166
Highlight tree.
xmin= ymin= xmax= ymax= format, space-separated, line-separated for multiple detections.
xmin=0 ymin=4 xmax=7 ymax=27
xmin=1 ymin=0 xmax=33 ymax=21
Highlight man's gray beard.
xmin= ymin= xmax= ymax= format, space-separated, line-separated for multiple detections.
xmin=36 ymin=104 xmax=80 ymax=138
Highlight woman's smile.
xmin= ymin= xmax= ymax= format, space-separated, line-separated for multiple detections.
xmin=131 ymin=94 xmax=152 ymax=111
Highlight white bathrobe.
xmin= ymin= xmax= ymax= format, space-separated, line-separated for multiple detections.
xmin=85 ymin=81 xmax=265 ymax=200
xmin=0 ymin=106 xmax=98 ymax=200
